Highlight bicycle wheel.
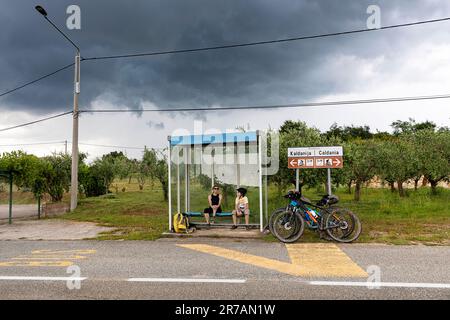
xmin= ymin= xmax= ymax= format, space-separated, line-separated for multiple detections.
xmin=328 ymin=206 xmax=356 ymax=237
xmin=271 ymin=210 xmax=305 ymax=243
xmin=268 ymin=207 xmax=288 ymax=235
xmin=325 ymin=208 xmax=361 ymax=243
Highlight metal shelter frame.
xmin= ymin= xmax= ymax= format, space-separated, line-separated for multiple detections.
xmin=167 ymin=131 xmax=265 ymax=232
xmin=0 ymin=170 xmax=14 ymax=224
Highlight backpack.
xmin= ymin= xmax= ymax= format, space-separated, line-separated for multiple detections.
xmin=173 ymin=213 xmax=190 ymax=233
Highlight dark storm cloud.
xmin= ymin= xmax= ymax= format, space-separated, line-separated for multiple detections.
xmin=0 ymin=0 xmax=449 ymax=115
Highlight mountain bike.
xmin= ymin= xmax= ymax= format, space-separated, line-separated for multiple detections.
xmin=269 ymin=191 xmax=361 ymax=243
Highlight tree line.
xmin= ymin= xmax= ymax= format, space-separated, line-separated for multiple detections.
xmin=0 ymin=119 xmax=448 ymax=204
xmin=274 ymin=119 xmax=450 ymax=200
xmin=0 ymin=148 xmax=168 ymax=203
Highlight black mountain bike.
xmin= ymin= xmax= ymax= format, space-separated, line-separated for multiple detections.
xmin=269 ymin=191 xmax=362 ymax=243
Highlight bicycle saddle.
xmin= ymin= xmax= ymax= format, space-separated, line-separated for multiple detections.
xmin=317 ymin=195 xmax=339 ymax=206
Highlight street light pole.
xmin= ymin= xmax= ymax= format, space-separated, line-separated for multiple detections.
xmin=71 ymin=50 xmax=80 ymax=211
xmin=35 ymin=5 xmax=81 ymax=211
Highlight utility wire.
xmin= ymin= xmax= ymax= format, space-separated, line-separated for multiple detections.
xmin=0 ymin=141 xmax=66 ymax=147
xmin=82 ymin=17 xmax=450 ymax=61
xmin=77 ymin=142 xmax=147 ymax=150
xmin=1 ymin=17 xmax=449 ymax=132
xmin=2 ymin=93 xmax=450 ymax=133
xmin=1 ymin=17 xmax=448 ymax=100
xmin=0 ymin=63 xmax=74 ymax=98
xmin=0 ymin=140 xmax=161 ymax=151
xmin=0 ymin=111 xmax=72 ymax=133
xmin=79 ymin=93 xmax=450 ymax=113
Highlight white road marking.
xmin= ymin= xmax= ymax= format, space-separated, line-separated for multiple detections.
xmin=309 ymin=281 xmax=450 ymax=289
xmin=127 ymin=277 xmax=246 ymax=284
xmin=0 ymin=276 xmax=86 ymax=281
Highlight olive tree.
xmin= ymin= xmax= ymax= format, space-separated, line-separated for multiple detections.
xmin=343 ymin=140 xmax=380 ymax=201
xmin=272 ymin=121 xmax=328 ymax=194
xmin=414 ymin=130 xmax=450 ymax=194
xmin=141 ymin=148 xmax=168 ymax=200
xmin=377 ymin=137 xmax=419 ymax=197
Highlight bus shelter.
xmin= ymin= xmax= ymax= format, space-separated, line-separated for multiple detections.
xmin=167 ymin=131 xmax=267 ymax=232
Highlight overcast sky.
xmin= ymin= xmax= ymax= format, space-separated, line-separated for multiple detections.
xmin=0 ymin=0 xmax=449 ymax=161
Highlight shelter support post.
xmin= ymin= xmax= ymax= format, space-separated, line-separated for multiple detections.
xmin=177 ymin=149 xmax=180 ymax=215
xmin=258 ymin=133 xmax=263 ymax=232
xmin=185 ymin=146 xmax=190 ymax=213
xmin=235 ymin=143 xmax=241 ymax=188
xmin=264 ymin=168 xmax=268 ymax=226
xmin=167 ymin=138 xmax=172 ymax=231
xmin=211 ymin=151 xmax=215 ymax=188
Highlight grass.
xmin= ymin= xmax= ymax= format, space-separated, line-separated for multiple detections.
xmin=60 ymin=181 xmax=167 ymax=240
xmin=3 ymin=179 xmax=449 ymax=244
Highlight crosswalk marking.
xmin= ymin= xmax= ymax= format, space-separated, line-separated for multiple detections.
xmin=0 ymin=249 xmax=96 ymax=267
xmin=286 ymin=243 xmax=368 ymax=277
xmin=178 ymin=243 xmax=367 ymax=278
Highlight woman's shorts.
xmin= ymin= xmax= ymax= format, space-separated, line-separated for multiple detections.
xmin=204 ymin=207 xmax=222 ymax=215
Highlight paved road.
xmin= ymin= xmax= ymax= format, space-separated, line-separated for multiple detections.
xmin=0 ymin=239 xmax=448 ymax=299
xmin=0 ymin=204 xmax=38 ymax=221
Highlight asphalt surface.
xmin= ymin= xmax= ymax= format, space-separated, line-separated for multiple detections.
xmin=0 ymin=220 xmax=115 ymax=240
xmin=0 ymin=239 xmax=449 ymax=300
xmin=0 ymin=205 xmax=38 ymax=220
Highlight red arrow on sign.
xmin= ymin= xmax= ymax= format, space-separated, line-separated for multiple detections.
xmin=334 ymin=158 xmax=341 ymax=166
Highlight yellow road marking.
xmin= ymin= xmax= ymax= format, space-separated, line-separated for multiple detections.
xmin=286 ymin=243 xmax=367 ymax=277
xmin=31 ymin=249 xmax=96 ymax=255
xmin=11 ymin=255 xmax=88 ymax=260
xmin=0 ymin=261 xmax=74 ymax=267
xmin=0 ymin=249 xmax=96 ymax=267
xmin=178 ymin=244 xmax=305 ymax=276
xmin=178 ymin=243 xmax=367 ymax=278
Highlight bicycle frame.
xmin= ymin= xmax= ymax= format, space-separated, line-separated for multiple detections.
xmin=288 ymin=199 xmax=337 ymax=231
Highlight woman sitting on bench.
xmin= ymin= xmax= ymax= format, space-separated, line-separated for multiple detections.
xmin=203 ymin=186 xmax=223 ymax=224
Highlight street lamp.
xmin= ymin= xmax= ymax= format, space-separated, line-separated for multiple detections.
xmin=35 ymin=6 xmax=48 ymax=17
xmin=35 ymin=5 xmax=81 ymax=211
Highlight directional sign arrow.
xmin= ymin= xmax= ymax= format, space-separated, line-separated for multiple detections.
xmin=289 ymin=159 xmax=297 ymax=167
xmin=334 ymin=158 xmax=341 ymax=166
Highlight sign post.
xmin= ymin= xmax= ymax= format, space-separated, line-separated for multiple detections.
xmin=327 ymin=168 xmax=332 ymax=196
xmin=288 ymin=146 xmax=343 ymax=195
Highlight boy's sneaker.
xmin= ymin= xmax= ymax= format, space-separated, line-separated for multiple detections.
xmin=231 ymin=225 xmax=238 ymax=230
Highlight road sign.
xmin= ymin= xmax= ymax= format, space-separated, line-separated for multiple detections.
xmin=288 ymin=146 xmax=343 ymax=169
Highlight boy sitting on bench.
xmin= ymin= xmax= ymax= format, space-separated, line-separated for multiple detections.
xmin=231 ymin=187 xmax=250 ymax=230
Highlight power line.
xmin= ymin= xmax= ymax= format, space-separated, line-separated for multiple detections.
xmin=0 ymin=111 xmax=72 ymax=133
xmin=77 ymin=142 xmax=147 ymax=150
xmin=0 ymin=63 xmax=74 ymax=98
xmin=0 ymin=141 xmax=66 ymax=147
xmin=0 ymin=140 xmax=163 ymax=151
xmin=1 ymin=17 xmax=447 ymax=101
xmin=1 ymin=92 xmax=449 ymax=134
xmin=82 ymin=17 xmax=450 ymax=61
xmin=79 ymin=93 xmax=450 ymax=113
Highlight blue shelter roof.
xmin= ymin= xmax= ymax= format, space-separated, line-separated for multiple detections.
xmin=170 ymin=131 xmax=257 ymax=146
